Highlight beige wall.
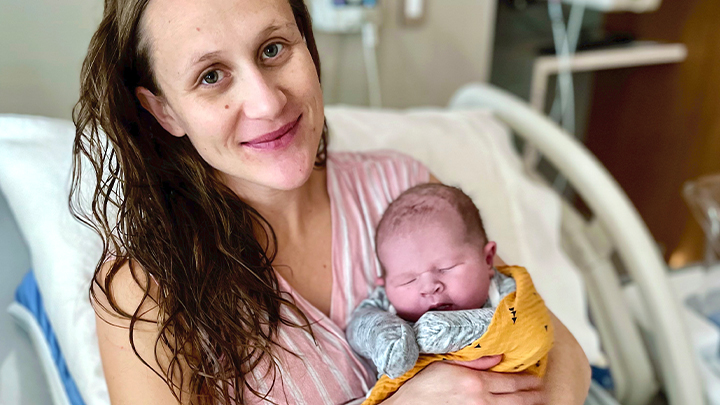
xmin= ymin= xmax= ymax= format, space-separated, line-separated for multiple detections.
xmin=0 ymin=0 xmax=103 ymax=119
xmin=0 ymin=0 xmax=495 ymax=120
xmin=316 ymin=0 xmax=496 ymax=108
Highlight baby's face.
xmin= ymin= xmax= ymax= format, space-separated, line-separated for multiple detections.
xmin=378 ymin=210 xmax=496 ymax=323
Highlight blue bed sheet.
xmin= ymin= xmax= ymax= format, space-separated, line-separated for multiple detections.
xmin=15 ymin=270 xmax=85 ymax=405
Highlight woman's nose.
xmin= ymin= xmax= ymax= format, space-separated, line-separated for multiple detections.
xmin=238 ymin=68 xmax=287 ymax=120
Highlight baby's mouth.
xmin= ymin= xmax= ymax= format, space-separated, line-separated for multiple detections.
xmin=429 ymin=303 xmax=453 ymax=311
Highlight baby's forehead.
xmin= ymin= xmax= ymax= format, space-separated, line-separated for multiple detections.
xmin=380 ymin=197 xmax=462 ymax=239
xmin=382 ymin=194 xmax=457 ymax=229
xmin=378 ymin=214 xmax=469 ymax=272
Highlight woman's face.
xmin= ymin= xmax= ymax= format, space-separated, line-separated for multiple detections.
xmin=139 ymin=0 xmax=324 ymax=195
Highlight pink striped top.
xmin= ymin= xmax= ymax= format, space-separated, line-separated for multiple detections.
xmin=245 ymin=151 xmax=430 ymax=404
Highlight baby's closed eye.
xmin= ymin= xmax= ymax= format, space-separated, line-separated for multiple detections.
xmin=399 ymin=278 xmax=417 ymax=286
xmin=438 ymin=262 xmax=463 ymax=272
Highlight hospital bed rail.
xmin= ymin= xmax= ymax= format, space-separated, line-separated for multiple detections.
xmin=449 ymin=83 xmax=704 ymax=405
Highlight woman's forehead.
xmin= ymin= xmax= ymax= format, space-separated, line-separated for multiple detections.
xmin=142 ymin=0 xmax=295 ymax=63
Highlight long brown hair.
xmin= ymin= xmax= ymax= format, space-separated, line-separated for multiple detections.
xmin=70 ymin=0 xmax=327 ymax=403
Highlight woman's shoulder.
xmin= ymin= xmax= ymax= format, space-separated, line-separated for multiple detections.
xmin=93 ymin=259 xmax=190 ymax=404
xmin=93 ymin=258 xmax=161 ymax=324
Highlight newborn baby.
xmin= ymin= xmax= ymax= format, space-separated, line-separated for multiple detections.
xmin=346 ymin=183 xmax=553 ymax=404
xmin=347 ymin=183 xmax=515 ymax=377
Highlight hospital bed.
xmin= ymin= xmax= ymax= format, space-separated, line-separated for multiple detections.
xmin=0 ymin=83 xmax=704 ymax=405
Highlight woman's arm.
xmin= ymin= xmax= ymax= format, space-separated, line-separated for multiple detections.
xmin=544 ymin=311 xmax=592 ymax=404
xmin=95 ymin=261 xmax=189 ymax=405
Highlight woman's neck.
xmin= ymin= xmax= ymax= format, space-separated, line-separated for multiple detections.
xmin=227 ymin=167 xmax=329 ymax=241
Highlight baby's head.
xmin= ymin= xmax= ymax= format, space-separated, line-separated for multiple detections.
xmin=376 ymin=184 xmax=496 ymax=322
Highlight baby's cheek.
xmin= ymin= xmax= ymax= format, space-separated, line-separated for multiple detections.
xmin=387 ymin=293 xmax=421 ymax=322
xmin=451 ymin=279 xmax=490 ymax=309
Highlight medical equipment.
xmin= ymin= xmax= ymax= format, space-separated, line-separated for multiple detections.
xmin=535 ymin=0 xmax=679 ymax=194
xmin=402 ymin=0 xmax=425 ymax=24
xmin=683 ymin=175 xmax=720 ymax=327
xmin=309 ymin=0 xmax=383 ymax=108
xmin=684 ymin=175 xmax=720 ymax=264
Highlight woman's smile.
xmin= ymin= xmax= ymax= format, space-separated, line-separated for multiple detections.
xmin=241 ymin=114 xmax=302 ymax=151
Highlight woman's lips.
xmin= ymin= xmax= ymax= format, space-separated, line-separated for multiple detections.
xmin=242 ymin=115 xmax=302 ymax=150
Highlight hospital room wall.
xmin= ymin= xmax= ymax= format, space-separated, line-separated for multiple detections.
xmin=0 ymin=0 xmax=496 ymax=120
xmin=0 ymin=0 xmax=103 ymax=120
xmin=315 ymin=0 xmax=496 ymax=108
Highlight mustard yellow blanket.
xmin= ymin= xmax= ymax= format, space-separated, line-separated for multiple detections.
xmin=362 ymin=265 xmax=554 ymax=405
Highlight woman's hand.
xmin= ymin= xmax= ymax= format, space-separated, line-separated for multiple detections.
xmin=383 ymin=360 xmax=545 ymax=405
xmin=381 ymin=311 xmax=591 ymax=405
xmin=448 ymin=354 xmax=503 ymax=371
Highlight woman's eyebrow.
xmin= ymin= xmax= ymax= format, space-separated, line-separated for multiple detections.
xmin=187 ymin=50 xmax=223 ymax=73
xmin=254 ymin=22 xmax=296 ymax=44
xmin=184 ymin=22 xmax=295 ymax=73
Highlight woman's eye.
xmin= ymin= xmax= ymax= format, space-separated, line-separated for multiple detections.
xmin=201 ymin=70 xmax=224 ymax=85
xmin=262 ymin=43 xmax=284 ymax=59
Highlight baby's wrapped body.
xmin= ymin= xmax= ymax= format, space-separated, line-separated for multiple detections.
xmin=350 ymin=183 xmax=555 ymax=404
xmin=347 ymin=268 xmax=517 ymax=379
xmin=346 ymin=265 xmax=554 ymax=405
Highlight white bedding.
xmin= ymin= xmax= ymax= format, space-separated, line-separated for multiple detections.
xmin=0 ymin=185 xmax=52 ymax=405
xmin=0 ymin=107 xmax=602 ymax=405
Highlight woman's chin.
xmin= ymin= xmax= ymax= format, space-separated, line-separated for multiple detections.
xmin=287 ymin=154 xmax=322 ymax=183
xmin=219 ymin=143 xmax=321 ymax=195
xmin=255 ymin=156 xmax=317 ymax=191
xmin=266 ymin=172 xmax=313 ymax=191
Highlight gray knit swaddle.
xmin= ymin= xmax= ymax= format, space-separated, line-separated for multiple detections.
xmin=346 ymin=269 xmax=516 ymax=379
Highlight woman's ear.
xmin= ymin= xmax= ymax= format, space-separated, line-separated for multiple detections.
xmin=135 ymin=87 xmax=186 ymax=137
xmin=483 ymin=241 xmax=497 ymax=272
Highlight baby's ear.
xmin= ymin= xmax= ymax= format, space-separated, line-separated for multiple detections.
xmin=483 ymin=241 xmax=497 ymax=270
xmin=375 ymin=276 xmax=385 ymax=287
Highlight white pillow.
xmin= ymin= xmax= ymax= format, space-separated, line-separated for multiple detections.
xmin=0 ymin=109 xmax=603 ymax=405
xmin=0 ymin=115 xmax=108 ymax=405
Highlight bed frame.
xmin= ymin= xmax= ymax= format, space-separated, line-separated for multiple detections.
xmin=448 ymin=83 xmax=704 ymax=405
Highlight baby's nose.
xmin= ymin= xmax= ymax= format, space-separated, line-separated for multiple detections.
xmin=420 ymin=277 xmax=444 ymax=295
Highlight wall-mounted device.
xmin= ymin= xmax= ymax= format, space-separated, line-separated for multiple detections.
xmin=310 ymin=0 xmax=380 ymax=34
xmin=308 ymin=0 xmax=384 ymax=108
xmin=558 ymin=0 xmax=661 ymax=13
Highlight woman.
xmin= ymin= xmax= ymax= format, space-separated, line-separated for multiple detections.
xmin=71 ymin=0 xmax=591 ymax=403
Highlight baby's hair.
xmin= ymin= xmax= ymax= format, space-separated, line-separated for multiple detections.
xmin=376 ymin=183 xmax=488 ymax=252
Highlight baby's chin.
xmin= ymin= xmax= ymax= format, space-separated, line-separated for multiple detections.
xmin=398 ymin=303 xmax=461 ymax=322
xmin=396 ymin=311 xmax=423 ymax=323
